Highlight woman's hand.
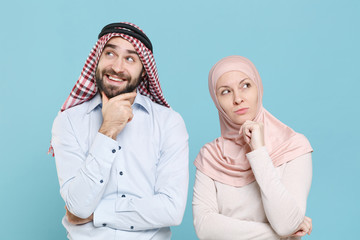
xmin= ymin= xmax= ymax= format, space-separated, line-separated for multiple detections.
xmin=241 ymin=120 xmax=265 ymax=151
xmin=290 ymin=216 xmax=312 ymax=237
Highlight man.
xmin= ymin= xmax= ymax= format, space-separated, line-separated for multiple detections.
xmin=51 ymin=22 xmax=189 ymax=240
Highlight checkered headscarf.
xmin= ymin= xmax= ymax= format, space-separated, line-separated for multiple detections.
xmin=61 ymin=22 xmax=169 ymax=111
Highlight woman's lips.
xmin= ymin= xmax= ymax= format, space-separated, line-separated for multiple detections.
xmin=234 ymin=107 xmax=249 ymax=115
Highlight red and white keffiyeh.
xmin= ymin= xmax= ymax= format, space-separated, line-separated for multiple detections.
xmin=49 ymin=22 xmax=169 ymax=156
xmin=61 ymin=22 xmax=169 ymax=111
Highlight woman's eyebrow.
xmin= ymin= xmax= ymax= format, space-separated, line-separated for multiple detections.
xmin=238 ymin=78 xmax=249 ymax=84
xmin=217 ymin=77 xmax=249 ymax=89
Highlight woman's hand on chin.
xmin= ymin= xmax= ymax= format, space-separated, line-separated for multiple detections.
xmin=241 ymin=120 xmax=265 ymax=151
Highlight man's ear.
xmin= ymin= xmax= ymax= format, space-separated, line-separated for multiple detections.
xmin=141 ymin=69 xmax=146 ymax=78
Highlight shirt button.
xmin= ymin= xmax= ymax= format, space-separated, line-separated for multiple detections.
xmin=118 ymin=146 xmax=122 ymax=150
xmin=130 ymin=226 xmax=134 ymax=230
xmin=122 ymin=194 xmax=126 ymax=198
xmin=100 ymin=180 xmax=104 ymax=183
xmin=103 ymin=223 xmax=107 ymax=227
xmin=112 ymin=149 xmax=116 ymax=153
xmin=119 ymin=171 xmax=123 ymax=176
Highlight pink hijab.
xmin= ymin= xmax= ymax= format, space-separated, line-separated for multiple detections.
xmin=194 ymin=56 xmax=313 ymax=187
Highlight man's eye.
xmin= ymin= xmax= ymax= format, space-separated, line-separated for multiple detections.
xmin=105 ymin=51 xmax=114 ymax=56
xmin=127 ymin=57 xmax=134 ymax=62
xmin=222 ymin=90 xmax=230 ymax=95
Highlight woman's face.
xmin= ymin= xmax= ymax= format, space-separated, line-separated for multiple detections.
xmin=216 ymin=71 xmax=258 ymax=125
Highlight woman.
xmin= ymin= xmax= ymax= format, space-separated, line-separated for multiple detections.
xmin=193 ymin=56 xmax=313 ymax=239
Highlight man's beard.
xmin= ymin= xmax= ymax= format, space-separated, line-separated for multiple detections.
xmin=95 ymin=68 xmax=143 ymax=99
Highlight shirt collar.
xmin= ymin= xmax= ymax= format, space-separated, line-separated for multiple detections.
xmin=87 ymin=92 xmax=150 ymax=114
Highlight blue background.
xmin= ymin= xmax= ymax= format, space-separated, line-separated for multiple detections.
xmin=1 ymin=0 xmax=359 ymax=239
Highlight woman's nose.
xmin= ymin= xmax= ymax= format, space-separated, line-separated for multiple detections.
xmin=233 ymin=91 xmax=243 ymax=104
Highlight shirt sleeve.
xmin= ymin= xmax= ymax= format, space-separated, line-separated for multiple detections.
xmin=93 ymin=112 xmax=189 ymax=231
xmin=246 ymin=147 xmax=312 ymax=237
xmin=52 ymin=111 xmax=119 ymax=218
xmin=192 ymin=170 xmax=280 ymax=240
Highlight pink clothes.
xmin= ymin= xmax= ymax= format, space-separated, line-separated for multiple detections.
xmin=193 ymin=147 xmax=312 ymax=239
xmin=193 ymin=55 xmax=313 ymax=238
xmin=194 ymin=56 xmax=312 ymax=187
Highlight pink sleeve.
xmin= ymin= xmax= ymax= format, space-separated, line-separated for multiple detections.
xmin=246 ymin=147 xmax=312 ymax=237
xmin=192 ymin=170 xmax=280 ymax=240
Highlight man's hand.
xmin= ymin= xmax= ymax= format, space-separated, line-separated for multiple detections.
xmin=99 ymin=91 xmax=137 ymax=140
xmin=65 ymin=206 xmax=93 ymax=225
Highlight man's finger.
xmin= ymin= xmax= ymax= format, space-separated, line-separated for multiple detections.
xmin=101 ymin=92 xmax=109 ymax=104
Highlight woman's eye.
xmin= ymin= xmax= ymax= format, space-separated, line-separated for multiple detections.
xmin=222 ymin=90 xmax=230 ymax=95
xmin=243 ymin=83 xmax=250 ymax=89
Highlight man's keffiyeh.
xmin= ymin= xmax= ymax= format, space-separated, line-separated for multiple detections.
xmin=49 ymin=22 xmax=169 ymax=156
xmin=61 ymin=22 xmax=169 ymax=111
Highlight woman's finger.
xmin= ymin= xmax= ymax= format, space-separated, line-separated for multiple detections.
xmin=292 ymin=230 xmax=306 ymax=237
xmin=307 ymin=218 xmax=313 ymax=235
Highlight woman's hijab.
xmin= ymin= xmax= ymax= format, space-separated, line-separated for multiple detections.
xmin=194 ymin=56 xmax=313 ymax=187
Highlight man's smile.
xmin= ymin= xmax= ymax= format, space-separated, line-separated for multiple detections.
xmin=107 ymin=75 xmax=126 ymax=82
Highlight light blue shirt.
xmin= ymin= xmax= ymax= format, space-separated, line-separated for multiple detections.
xmin=52 ymin=93 xmax=189 ymax=240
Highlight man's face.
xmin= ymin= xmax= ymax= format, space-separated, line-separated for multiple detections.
xmin=95 ymin=37 xmax=145 ymax=98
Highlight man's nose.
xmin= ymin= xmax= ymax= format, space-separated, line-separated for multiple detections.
xmin=112 ymin=58 xmax=125 ymax=73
